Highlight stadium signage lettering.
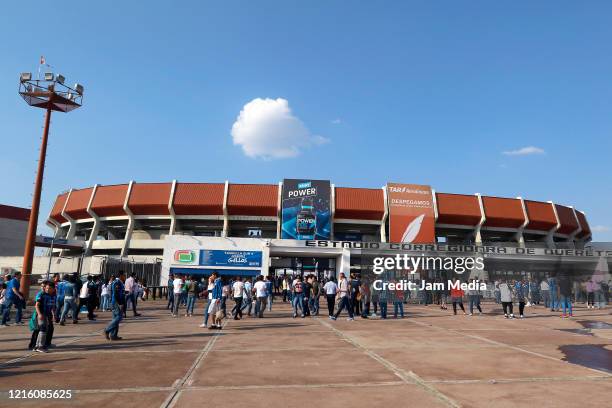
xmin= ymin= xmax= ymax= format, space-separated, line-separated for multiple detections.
xmin=304 ymin=240 xmax=611 ymax=257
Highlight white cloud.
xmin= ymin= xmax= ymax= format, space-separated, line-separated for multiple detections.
xmin=502 ymin=146 xmax=546 ymax=156
xmin=331 ymin=118 xmax=342 ymax=124
xmin=591 ymin=225 xmax=610 ymax=233
xmin=231 ymin=98 xmax=328 ymax=159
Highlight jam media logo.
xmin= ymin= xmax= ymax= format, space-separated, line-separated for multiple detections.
xmin=174 ymin=250 xmax=195 ymax=264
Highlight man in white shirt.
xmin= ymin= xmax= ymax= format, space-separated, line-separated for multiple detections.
xmin=540 ymin=279 xmax=550 ymax=309
xmin=172 ymin=275 xmax=184 ymax=317
xmin=323 ymin=278 xmax=338 ymax=317
xmin=253 ymin=275 xmax=267 ymax=318
xmin=332 ymin=273 xmax=353 ymax=321
xmin=232 ymin=276 xmax=245 ymax=320
xmin=122 ymin=273 xmax=141 ymax=318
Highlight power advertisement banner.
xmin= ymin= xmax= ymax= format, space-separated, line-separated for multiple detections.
xmin=387 ymin=183 xmax=436 ymax=244
xmin=281 ymin=179 xmax=331 ymax=240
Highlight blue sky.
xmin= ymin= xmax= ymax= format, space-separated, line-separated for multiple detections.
xmin=0 ymin=1 xmax=610 ymax=239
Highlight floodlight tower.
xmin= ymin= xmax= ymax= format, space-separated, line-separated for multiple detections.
xmin=18 ymin=70 xmax=83 ymax=299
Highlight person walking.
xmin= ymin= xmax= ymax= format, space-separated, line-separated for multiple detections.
xmin=558 ymin=272 xmax=573 ymax=318
xmin=310 ymin=275 xmax=320 ymax=316
xmin=282 ymin=275 xmax=289 ymax=302
xmin=265 ymin=275 xmax=273 ymax=312
xmin=104 ymin=271 xmax=126 ymax=341
xmin=450 ymin=279 xmax=466 ymax=315
xmin=55 ymin=275 xmax=65 ymax=323
xmin=292 ymin=275 xmax=305 ymax=318
xmin=85 ymin=275 xmax=98 ymax=321
xmin=302 ymin=276 xmax=312 ymax=317
xmin=2 ymin=272 xmax=24 ymax=326
xmin=360 ymin=279 xmax=371 ymax=318
xmin=253 ymin=275 xmax=267 ymax=318
xmin=499 ymin=279 xmax=514 ymax=319
xmin=185 ymin=276 xmax=197 ymax=317
xmin=548 ymin=275 xmax=559 ymax=312
xmin=166 ymin=273 xmax=175 ymax=311
xmin=350 ymin=273 xmax=361 ymax=317
xmin=207 ymin=272 xmax=223 ymax=329
xmin=332 ymin=273 xmax=354 ymax=321
xmin=540 ymin=278 xmax=550 ymax=309
xmin=30 ymin=281 xmax=57 ymax=353
xmin=231 ymin=276 xmax=244 ymax=320
xmin=171 ymin=274 xmax=183 ymax=317
xmin=393 ymin=280 xmax=404 ymax=318
xmin=200 ymin=276 xmax=215 ymax=328
xmin=323 ymin=277 xmax=337 ymax=318
xmin=242 ymin=277 xmax=253 ymax=316
xmin=586 ymin=278 xmax=595 ymax=309
xmin=515 ymin=279 xmax=527 ymax=318
xmin=59 ymin=275 xmax=78 ymax=325
xmin=468 ymin=279 xmax=483 ymax=315
xmin=494 ymin=280 xmax=501 ymax=304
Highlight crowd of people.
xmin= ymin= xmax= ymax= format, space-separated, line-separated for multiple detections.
xmin=0 ymin=271 xmax=146 ymax=353
xmin=0 ymin=269 xmax=609 ymax=353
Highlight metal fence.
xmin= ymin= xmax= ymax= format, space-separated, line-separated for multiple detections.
xmin=99 ymin=257 xmax=162 ymax=287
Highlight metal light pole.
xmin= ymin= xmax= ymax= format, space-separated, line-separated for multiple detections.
xmin=18 ymin=71 xmax=83 ymax=300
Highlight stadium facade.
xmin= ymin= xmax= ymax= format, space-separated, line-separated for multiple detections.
xmin=43 ymin=180 xmax=604 ymax=283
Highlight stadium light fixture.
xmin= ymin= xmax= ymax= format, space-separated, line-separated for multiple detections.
xmin=17 ymin=65 xmax=84 ymax=300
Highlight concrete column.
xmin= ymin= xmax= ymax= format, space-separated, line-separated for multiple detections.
xmin=168 ymin=180 xmax=178 ymax=235
xmin=474 ymin=193 xmax=485 ymax=245
xmin=276 ymin=181 xmax=282 ymax=239
xmin=546 ymin=201 xmax=561 ymax=249
xmin=380 ymin=186 xmax=388 ymax=243
xmin=62 ymin=189 xmax=76 ymax=240
xmin=432 ymin=188 xmax=438 ymax=243
xmin=337 ymin=248 xmax=351 ymax=280
xmin=121 ymin=181 xmax=135 ymax=257
xmin=85 ymin=184 xmax=99 ymax=254
xmin=262 ymin=244 xmax=271 ymax=277
xmin=516 ymin=197 xmax=529 ymax=247
xmin=568 ymin=207 xmax=582 ymax=245
xmin=222 ymin=180 xmax=229 ymax=237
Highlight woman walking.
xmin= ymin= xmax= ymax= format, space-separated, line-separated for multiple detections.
xmin=499 ymin=279 xmax=514 ymax=319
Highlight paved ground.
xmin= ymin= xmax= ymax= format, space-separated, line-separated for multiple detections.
xmin=0 ymin=299 xmax=610 ymax=408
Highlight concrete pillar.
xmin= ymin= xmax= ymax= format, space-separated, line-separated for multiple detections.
xmin=222 ymin=180 xmax=229 ymax=237
xmin=85 ymin=184 xmax=99 ymax=254
xmin=474 ymin=193 xmax=485 ymax=245
xmin=168 ymin=180 xmax=178 ymax=235
xmin=516 ymin=197 xmax=529 ymax=248
xmin=546 ymin=201 xmax=561 ymax=249
xmin=62 ymin=189 xmax=76 ymax=240
xmin=568 ymin=207 xmax=582 ymax=246
xmin=121 ymin=181 xmax=135 ymax=257
xmin=276 ymin=181 xmax=282 ymax=239
xmin=380 ymin=186 xmax=388 ymax=243
xmin=337 ymin=248 xmax=351 ymax=280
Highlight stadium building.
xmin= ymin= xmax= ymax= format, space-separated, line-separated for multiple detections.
xmin=42 ymin=180 xmax=606 ymax=284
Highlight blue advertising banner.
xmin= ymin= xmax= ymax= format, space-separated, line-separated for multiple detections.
xmin=199 ymin=250 xmax=262 ymax=268
xmin=281 ymin=179 xmax=331 ymax=240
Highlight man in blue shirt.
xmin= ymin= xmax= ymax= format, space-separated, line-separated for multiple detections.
xmin=55 ymin=274 xmax=65 ymax=324
xmin=2 ymin=272 xmax=24 ymax=326
xmin=104 ymin=271 xmax=126 ymax=341
xmin=59 ymin=275 xmax=78 ymax=325
xmin=31 ymin=280 xmax=57 ymax=353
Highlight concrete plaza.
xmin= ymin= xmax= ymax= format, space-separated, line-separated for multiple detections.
xmin=0 ymin=300 xmax=610 ymax=408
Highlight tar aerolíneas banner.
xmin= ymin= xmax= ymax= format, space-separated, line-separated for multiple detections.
xmin=387 ymin=183 xmax=435 ymax=244
xmin=281 ymin=179 xmax=331 ymax=240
